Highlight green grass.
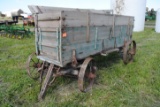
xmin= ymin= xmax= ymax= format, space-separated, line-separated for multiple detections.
xmin=145 ymin=20 xmax=155 ymax=25
xmin=0 ymin=28 xmax=160 ymax=107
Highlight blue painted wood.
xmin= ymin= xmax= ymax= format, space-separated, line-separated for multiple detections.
xmin=35 ymin=11 xmax=134 ymax=67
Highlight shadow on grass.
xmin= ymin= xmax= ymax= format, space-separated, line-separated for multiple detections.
xmin=45 ymin=52 xmax=122 ymax=96
xmin=94 ymin=52 xmax=122 ymax=70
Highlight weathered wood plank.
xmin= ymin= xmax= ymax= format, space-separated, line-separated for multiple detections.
xmin=39 ymin=28 xmax=58 ymax=32
xmin=39 ymin=42 xmax=58 ymax=48
xmin=62 ymin=11 xmax=134 ymax=27
xmin=28 ymin=5 xmax=112 ymax=14
xmin=62 ymin=41 xmax=103 ymax=62
xmin=115 ymin=16 xmax=134 ymax=25
xmin=62 ymin=25 xmax=130 ymax=45
xmin=90 ymin=14 xmax=113 ymax=26
xmin=40 ymin=45 xmax=58 ymax=58
xmin=62 ymin=11 xmax=87 ymax=27
xmin=41 ymin=32 xmax=58 ymax=38
xmin=38 ymin=21 xmax=60 ymax=28
xmin=40 ymin=32 xmax=58 ymax=48
xmin=38 ymin=13 xmax=61 ymax=21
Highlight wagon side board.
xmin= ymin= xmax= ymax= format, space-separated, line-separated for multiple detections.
xmin=61 ymin=11 xmax=134 ymax=66
xmin=28 ymin=5 xmax=112 ymax=14
xmin=32 ymin=9 xmax=134 ymax=67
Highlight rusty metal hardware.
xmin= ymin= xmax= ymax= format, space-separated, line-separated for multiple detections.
xmin=72 ymin=49 xmax=78 ymax=67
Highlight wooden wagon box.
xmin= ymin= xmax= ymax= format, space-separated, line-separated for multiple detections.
xmin=27 ymin=5 xmax=136 ymax=100
xmin=29 ymin=6 xmax=134 ymax=67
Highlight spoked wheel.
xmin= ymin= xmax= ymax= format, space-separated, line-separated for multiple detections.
xmin=26 ymin=52 xmax=43 ymax=79
xmin=123 ymin=40 xmax=136 ymax=64
xmin=38 ymin=64 xmax=54 ymax=101
xmin=78 ymin=57 xmax=97 ymax=92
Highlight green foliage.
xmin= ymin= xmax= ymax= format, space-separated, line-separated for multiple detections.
xmin=0 ymin=28 xmax=160 ymax=107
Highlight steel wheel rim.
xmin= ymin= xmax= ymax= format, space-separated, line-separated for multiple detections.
xmin=26 ymin=52 xmax=42 ymax=79
xmin=123 ymin=40 xmax=136 ymax=64
xmin=78 ymin=57 xmax=97 ymax=92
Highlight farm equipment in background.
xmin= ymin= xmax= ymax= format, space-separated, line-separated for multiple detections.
xmin=23 ymin=14 xmax=35 ymax=26
xmin=145 ymin=9 xmax=156 ymax=21
xmin=0 ymin=22 xmax=32 ymax=39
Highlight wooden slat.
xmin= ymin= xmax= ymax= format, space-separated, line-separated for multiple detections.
xmin=62 ymin=41 xmax=103 ymax=61
xmin=62 ymin=25 xmax=130 ymax=45
xmin=62 ymin=11 xmax=87 ymax=27
xmin=90 ymin=14 xmax=113 ymax=26
xmin=41 ymin=32 xmax=57 ymax=38
xmin=28 ymin=5 xmax=112 ymax=14
xmin=39 ymin=42 xmax=58 ymax=48
xmin=39 ymin=28 xmax=58 ymax=32
xmin=40 ymin=51 xmax=58 ymax=60
xmin=38 ymin=21 xmax=60 ymax=28
xmin=62 ymin=11 xmax=134 ymax=27
xmin=115 ymin=16 xmax=134 ymax=25
xmin=40 ymin=46 xmax=58 ymax=57
xmin=38 ymin=13 xmax=61 ymax=21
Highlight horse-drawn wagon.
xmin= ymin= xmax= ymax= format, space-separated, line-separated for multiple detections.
xmin=27 ymin=5 xmax=136 ymax=100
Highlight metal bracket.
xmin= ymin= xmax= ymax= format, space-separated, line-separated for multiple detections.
xmin=38 ymin=28 xmax=42 ymax=51
xmin=72 ymin=49 xmax=78 ymax=67
xmin=120 ymin=26 xmax=123 ymax=38
xmin=56 ymin=28 xmax=60 ymax=61
xmin=127 ymin=17 xmax=131 ymax=36
xmin=86 ymin=12 xmax=90 ymax=43
xmin=94 ymin=27 xmax=98 ymax=49
xmin=112 ymin=15 xmax=115 ymax=38
xmin=101 ymin=48 xmax=119 ymax=56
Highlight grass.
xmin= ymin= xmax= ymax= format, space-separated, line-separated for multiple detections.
xmin=0 ymin=28 xmax=160 ymax=107
xmin=145 ymin=20 xmax=156 ymax=25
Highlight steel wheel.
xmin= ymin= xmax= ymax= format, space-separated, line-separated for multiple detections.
xmin=78 ymin=57 xmax=97 ymax=92
xmin=26 ymin=52 xmax=42 ymax=79
xmin=123 ymin=40 xmax=136 ymax=64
